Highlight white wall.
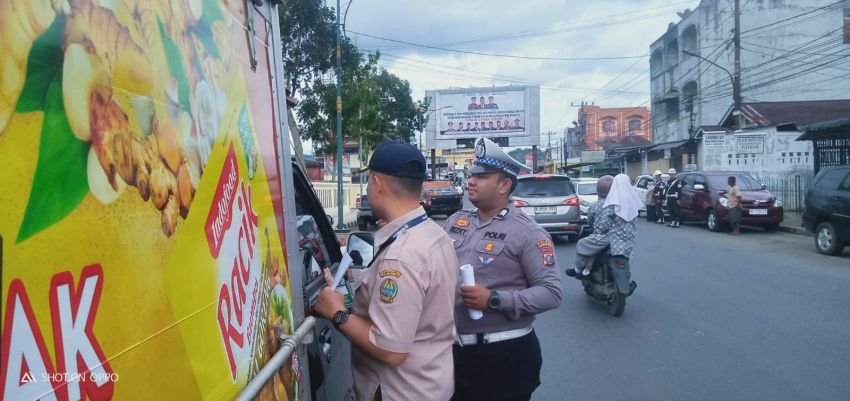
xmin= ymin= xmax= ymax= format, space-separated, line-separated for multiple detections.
xmin=700 ymin=127 xmax=814 ymax=180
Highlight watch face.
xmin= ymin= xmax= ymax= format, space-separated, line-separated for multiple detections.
xmin=333 ymin=310 xmax=349 ymax=325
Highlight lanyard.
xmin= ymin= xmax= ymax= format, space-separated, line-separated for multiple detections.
xmin=368 ymin=214 xmax=429 ymax=267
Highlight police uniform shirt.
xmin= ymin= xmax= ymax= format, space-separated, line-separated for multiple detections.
xmin=352 ymin=206 xmax=458 ymax=401
xmin=652 ymin=180 xmax=667 ymax=201
xmin=666 ymin=178 xmax=683 ymax=198
xmin=443 ymin=205 xmax=562 ymax=334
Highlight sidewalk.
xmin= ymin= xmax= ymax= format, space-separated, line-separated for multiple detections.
xmin=778 ymin=212 xmax=809 ymax=236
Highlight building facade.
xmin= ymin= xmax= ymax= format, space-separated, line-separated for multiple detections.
xmin=577 ymin=104 xmax=652 ymax=151
xmin=649 ymin=0 xmax=850 ymax=144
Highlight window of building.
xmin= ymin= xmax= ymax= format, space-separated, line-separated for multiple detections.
xmin=628 ymin=118 xmax=642 ymax=133
xmin=601 ymin=118 xmax=617 ymax=135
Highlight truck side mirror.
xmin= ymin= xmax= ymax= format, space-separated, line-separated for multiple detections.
xmin=347 ymin=232 xmax=375 ymax=268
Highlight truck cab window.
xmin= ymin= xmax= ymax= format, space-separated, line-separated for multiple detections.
xmin=295 ymin=195 xmax=332 ymax=282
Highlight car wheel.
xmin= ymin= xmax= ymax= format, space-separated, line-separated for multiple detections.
xmin=815 ymin=222 xmax=844 ymax=256
xmin=706 ymin=210 xmax=721 ymax=232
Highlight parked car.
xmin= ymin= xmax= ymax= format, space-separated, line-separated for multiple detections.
xmin=677 ymin=171 xmax=784 ymax=232
xmin=802 ymin=166 xmax=850 ymax=255
xmin=511 ymin=174 xmax=583 ymax=241
xmin=573 ymin=177 xmax=599 ymax=215
xmin=356 ymin=194 xmax=376 ymax=231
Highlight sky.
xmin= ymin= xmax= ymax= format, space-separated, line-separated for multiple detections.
xmin=338 ymin=0 xmax=703 ymax=146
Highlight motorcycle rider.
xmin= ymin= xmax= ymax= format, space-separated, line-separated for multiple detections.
xmin=567 ymin=174 xmax=641 ymax=277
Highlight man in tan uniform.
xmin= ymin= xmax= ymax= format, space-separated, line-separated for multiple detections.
xmin=315 ymin=140 xmax=458 ymax=401
xmin=444 ymin=137 xmax=562 ymax=401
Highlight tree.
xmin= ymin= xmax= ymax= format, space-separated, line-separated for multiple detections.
xmin=278 ymin=0 xmax=336 ymax=96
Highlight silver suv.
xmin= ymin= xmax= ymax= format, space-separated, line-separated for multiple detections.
xmin=512 ymin=175 xmax=583 ymax=241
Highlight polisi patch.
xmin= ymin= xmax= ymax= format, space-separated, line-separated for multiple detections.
xmin=543 ymin=253 xmax=555 ymax=267
xmin=536 ymin=239 xmax=554 ymax=254
xmin=483 ymin=231 xmax=507 ymax=241
xmin=379 ymin=278 xmax=399 ymax=303
xmin=379 ymin=269 xmax=402 ymax=278
xmin=455 ymin=219 xmax=470 ymax=228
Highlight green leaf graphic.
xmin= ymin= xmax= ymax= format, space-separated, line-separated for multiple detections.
xmin=157 ymin=17 xmax=191 ymax=113
xmin=16 ymin=15 xmax=67 ymax=113
xmin=191 ymin=23 xmax=221 ymax=60
xmin=17 ymin=76 xmax=90 ymax=243
xmin=202 ymin=0 xmax=225 ymax=24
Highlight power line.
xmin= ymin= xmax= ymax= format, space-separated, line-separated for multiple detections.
xmin=349 ymin=30 xmax=648 ymax=61
xmin=740 ymin=0 xmax=846 ymax=35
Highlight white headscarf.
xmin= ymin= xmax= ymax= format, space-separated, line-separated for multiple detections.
xmin=603 ymin=174 xmax=642 ymax=222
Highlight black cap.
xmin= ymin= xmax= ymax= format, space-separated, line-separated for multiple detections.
xmin=362 ymin=140 xmax=427 ymax=179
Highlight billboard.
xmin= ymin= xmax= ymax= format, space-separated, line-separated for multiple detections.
xmin=436 ymin=89 xmax=528 ymax=139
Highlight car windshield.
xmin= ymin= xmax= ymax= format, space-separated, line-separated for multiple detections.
xmin=709 ymin=174 xmax=763 ymax=191
xmin=576 ymin=183 xmax=597 ymax=195
xmin=515 ymin=177 xmax=575 ymax=197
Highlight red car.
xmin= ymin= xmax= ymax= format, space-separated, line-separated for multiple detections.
xmin=676 ymin=171 xmax=784 ymax=232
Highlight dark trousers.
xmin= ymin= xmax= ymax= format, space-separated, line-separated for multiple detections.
xmin=646 ymin=205 xmax=657 ymax=222
xmin=451 ymin=331 xmax=542 ymax=401
xmin=668 ymin=198 xmax=680 ymax=223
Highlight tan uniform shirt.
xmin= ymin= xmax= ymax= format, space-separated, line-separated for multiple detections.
xmin=351 ymin=206 xmax=458 ymax=401
xmin=727 ymin=185 xmax=742 ymax=208
xmin=443 ymin=205 xmax=562 ymax=334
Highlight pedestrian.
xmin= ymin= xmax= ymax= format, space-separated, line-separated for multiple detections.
xmin=645 ymin=170 xmax=663 ymax=222
xmin=443 ymin=137 xmax=562 ymax=401
xmin=652 ymin=170 xmax=667 ymax=224
xmin=665 ymin=168 xmax=683 ymax=228
xmin=314 ymin=140 xmax=459 ymax=401
xmin=727 ymin=175 xmax=743 ymax=235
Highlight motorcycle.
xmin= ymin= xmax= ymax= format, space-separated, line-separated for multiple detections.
xmin=571 ymin=226 xmax=637 ymax=317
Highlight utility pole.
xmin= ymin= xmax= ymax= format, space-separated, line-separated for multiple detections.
xmin=733 ymin=0 xmax=743 ymax=131
xmin=334 ymin=0 xmax=345 ymax=231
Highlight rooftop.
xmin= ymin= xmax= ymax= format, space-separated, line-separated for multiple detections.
xmin=720 ymin=100 xmax=850 ymax=129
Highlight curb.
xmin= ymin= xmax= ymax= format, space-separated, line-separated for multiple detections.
xmin=777 ymin=225 xmax=810 ymax=236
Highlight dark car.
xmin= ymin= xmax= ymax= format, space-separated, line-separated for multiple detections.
xmin=511 ymin=174 xmax=582 ymax=241
xmin=677 ymin=171 xmax=784 ymax=232
xmin=356 ymin=194 xmax=376 ymax=231
xmin=802 ymin=166 xmax=850 ymax=255
xmin=421 ymin=180 xmax=464 ymax=217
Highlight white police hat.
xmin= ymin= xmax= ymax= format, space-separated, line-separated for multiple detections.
xmin=469 ymin=137 xmax=530 ymax=177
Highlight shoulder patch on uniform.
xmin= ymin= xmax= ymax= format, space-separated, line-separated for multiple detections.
xmin=379 ymin=269 xmax=402 ymax=278
xmin=537 ymin=239 xmax=555 ymax=267
xmin=496 ymin=208 xmax=510 ymax=219
xmin=379 ymin=278 xmax=399 ymax=303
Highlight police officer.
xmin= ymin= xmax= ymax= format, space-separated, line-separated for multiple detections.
xmin=443 ymin=137 xmax=563 ymax=401
xmin=665 ymin=168 xmax=683 ymax=228
xmin=315 ymin=140 xmax=458 ymax=401
xmin=652 ymin=170 xmax=667 ymax=224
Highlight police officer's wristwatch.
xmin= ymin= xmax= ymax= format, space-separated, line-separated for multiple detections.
xmin=332 ymin=310 xmax=350 ymax=329
xmin=487 ymin=291 xmax=501 ymax=309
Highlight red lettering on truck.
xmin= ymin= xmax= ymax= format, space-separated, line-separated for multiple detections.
xmin=206 ymin=145 xmax=240 ymax=259
xmin=1 ymin=265 xmax=114 ymax=401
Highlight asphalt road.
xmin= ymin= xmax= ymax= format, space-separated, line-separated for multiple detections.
xmin=529 ymin=219 xmax=850 ymax=401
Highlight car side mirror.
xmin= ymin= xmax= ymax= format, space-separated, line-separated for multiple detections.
xmin=694 ymin=184 xmax=705 ymax=191
xmin=327 ymin=215 xmax=334 ymax=226
xmin=762 ymin=184 xmax=768 ymax=190
xmin=346 ymin=232 xmax=375 ymax=268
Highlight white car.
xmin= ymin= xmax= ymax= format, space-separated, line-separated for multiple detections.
xmin=572 ymin=178 xmax=599 ymax=215
xmin=633 ymin=175 xmax=652 ymax=214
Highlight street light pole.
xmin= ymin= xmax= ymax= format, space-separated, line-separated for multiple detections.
xmin=334 ymin=0 xmax=344 ymax=231
xmin=682 ymin=49 xmax=741 ymax=131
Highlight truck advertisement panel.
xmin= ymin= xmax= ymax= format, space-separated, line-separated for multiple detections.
xmin=0 ymin=1 xmax=299 ymax=400
xmin=436 ymin=89 xmax=528 ymax=139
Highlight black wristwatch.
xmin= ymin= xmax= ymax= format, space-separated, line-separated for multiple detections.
xmin=488 ymin=291 xmax=501 ymax=309
xmin=332 ymin=310 xmax=349 ymax=329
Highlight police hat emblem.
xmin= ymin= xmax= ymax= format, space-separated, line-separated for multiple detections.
xmin=475 ymin=138 xmax=487 ymax=158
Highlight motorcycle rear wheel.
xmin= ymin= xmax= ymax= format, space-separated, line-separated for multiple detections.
xmin=607 ymin=290 xmax=626 ymax=317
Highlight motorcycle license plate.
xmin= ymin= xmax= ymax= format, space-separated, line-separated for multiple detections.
xmin=535 ymin=206 xmax=557 ymax=214
xmin=749 ymin=208 xmax=768 ymax=215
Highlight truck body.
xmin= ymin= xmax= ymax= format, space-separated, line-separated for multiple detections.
xmin=0 ymin=1 xmax=352 ymax=400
